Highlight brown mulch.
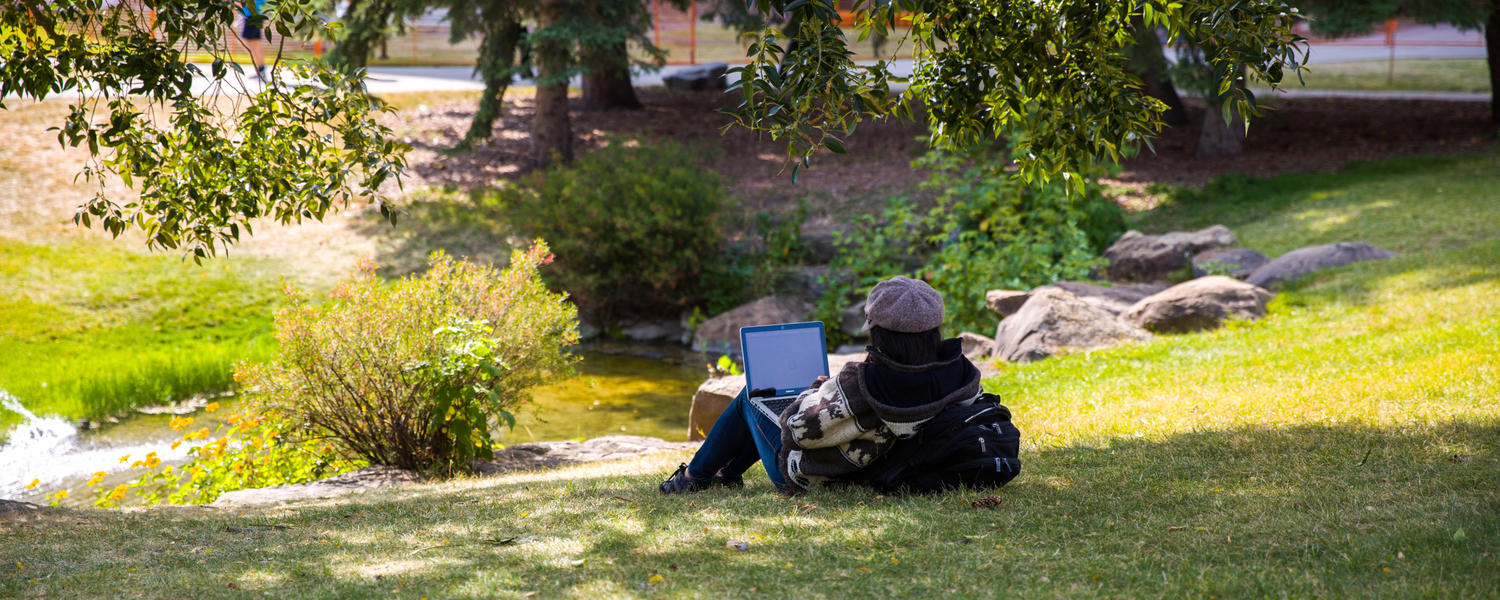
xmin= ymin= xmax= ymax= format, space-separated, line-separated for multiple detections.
xmin=387 ymin=87 xmax=1495 ymax=217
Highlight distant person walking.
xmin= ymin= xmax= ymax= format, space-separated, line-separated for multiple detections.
xmin=237 ymin=0 xmax=270 ymax=79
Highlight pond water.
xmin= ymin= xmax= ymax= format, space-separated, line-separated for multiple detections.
xmin=0 ymin=344 xmax=708 ymax=505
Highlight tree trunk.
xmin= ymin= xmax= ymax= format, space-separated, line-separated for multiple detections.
xmin=458 ymin=18 xmax=521 ymax=150
xmin=1196 ymin=102 xmax=1245 ymax=158
xmin=581 ymin=41 xmax=642 ymax=110
xmin=1128 ymin=15 xmax=1189 ymax=126
xmin=531 ymin=0 xmax=573 ymax=167
xmin=1488 ymin=0 xmax=1499 ymax=125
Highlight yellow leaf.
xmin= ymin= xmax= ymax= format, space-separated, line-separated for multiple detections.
xmin=25 ymin=479 xmax=38 ymax=490
xmin=648 ymin=575 xmax=663 ymax=583
xmin=118 ymin=454 xmax=130 ymax=464
xmin=52 ymin=489 xmax=69 ymax=500
xmin=891 ymin=557 xmax=900 ymax=564
xmin=205 ymin=402 xmax=220 ymax=413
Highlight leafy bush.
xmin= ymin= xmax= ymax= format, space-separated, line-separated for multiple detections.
xmin=499 ymin=141 xmax=728 ymax=327
xmin=818 ymin=145 xmax=1112 ymax=342
xmin=237 ymin=244 xmax=578 ymax=475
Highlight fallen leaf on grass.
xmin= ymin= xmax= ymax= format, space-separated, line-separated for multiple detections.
xmin=1167 ymin=526 xmax=1187 ymax=532
xmin=648 ymin=574 xmax=663 ymax=583
xmin=570 ymin=559 xmax=585 ymax=567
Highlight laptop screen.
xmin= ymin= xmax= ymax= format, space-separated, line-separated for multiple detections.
xmin=741 ymin=322 xmax=829 ymax=395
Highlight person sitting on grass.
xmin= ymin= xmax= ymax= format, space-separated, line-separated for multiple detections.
xmin=660 ymin=276 xmax=983 ymax=494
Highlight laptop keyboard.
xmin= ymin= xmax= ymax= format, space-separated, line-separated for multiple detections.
xmin=760 ymin=396 xmax=796 ymax=416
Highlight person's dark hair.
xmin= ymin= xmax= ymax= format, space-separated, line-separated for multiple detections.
xmin=868 ymin=325 xmax=941 ymax=365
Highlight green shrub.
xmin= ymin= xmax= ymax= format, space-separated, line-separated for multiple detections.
xmin=237 ymin=244 xmax=579 ymax=475
xmin=499 ymin=141 xmax=728 ymax=327
xmin=817 ymin=146 xmax=1110 ymax=342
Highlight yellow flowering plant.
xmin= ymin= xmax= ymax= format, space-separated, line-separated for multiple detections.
xmin=94 ymin=407 xmax=363 ymax=507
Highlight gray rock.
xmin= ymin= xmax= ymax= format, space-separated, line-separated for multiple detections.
xmin=622 ymin=320 xmax=687 ymax=344
xmin=480 ymin=436 xmax=699 ymax=474
xmin=1246 ymin=242 xmax=1397 ymax=289
xmin=577 ymin=320 xmax=600 ymax=341
xmin=1121 ymin=276 xmax=1273 ymax=333
xmin=800 ymin=226 xmax=845 ymax=265
xmin=780 ymin=265 xmax=831 ymax=304
xmin=212 ymin=466 xmax=421 ymax=507
xmin=840 ymin=300 xmax=868 ymax=338
xmin=1191 ymin=248 xmax=1270 ymax=279
xmin=985 ymin=290 xmax=1031 ymax=317
xmin=692 ymin=296 xmax=814 ymax=355
xmin=958 ymin=332 xmax=996 ymax=360
xmin=1039 ymin=281 xmax=1169 ymax=316
xmin=1103 ymin=225 xmax=1238 ymax=282
xmin=663 ymin=62 xmax=728 ymax=90
xmin=992 ymin=287 xmax=1152 ymax=363
xmin=688 ymin=375 xmax=744 ymax=441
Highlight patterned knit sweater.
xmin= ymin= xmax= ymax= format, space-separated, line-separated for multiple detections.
xmin=776 ymin=339 xmax=982 ymax=490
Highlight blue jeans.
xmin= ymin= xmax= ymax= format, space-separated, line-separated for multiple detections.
xmin=688 ymin=389 xmax=787 ymax=490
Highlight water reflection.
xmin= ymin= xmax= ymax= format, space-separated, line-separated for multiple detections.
xmin=0 ymin=344 xmax=708 ymax=503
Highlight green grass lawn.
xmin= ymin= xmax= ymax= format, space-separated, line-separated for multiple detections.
xmin=3 ymin=150 xmax=1496 ymax=598
xmin=0 ymin=238 xmax=283 ymax=431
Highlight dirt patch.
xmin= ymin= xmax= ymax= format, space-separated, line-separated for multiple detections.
xmin=388 ymin=88 xmax=1496 ymax=219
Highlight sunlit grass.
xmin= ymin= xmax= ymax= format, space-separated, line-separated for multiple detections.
xmin=1264 ymin=58 xmax=1492 ymax=93
xmin=4 ymin=150 xmax=1497 ymax=598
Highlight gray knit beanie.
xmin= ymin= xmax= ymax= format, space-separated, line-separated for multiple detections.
xmin=864 ymin=276 xmax=944 ymax=333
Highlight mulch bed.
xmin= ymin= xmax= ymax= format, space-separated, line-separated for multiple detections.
xmin=387 ymin=87 xmax=1495 ymax=216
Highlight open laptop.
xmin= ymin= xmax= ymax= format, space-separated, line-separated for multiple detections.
xmin=739 ymin=321 xmax=830 ymax=422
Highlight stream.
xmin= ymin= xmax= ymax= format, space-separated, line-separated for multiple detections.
xmin=0 ymin=344 xmax=708 ymax=505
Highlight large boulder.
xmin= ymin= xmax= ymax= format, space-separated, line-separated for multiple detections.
xmin=692 ymin=296 xmax=814 ymax=355
xmin=1245 ymin=242 xmax=1397 ymax=289
xmin=1103 ymin=225 xmax=1238 ymax=282
xmin=1191 ymin=248 xmax=1270 ymax=279
xmin=1039 ymin=281 xmax=1169 ymax=316
xmin=688 ymin=375 xmax=744 ymax=441
xmin=1121 ymin=276 xmax=1273 ymax=333
xmin=985 ymin=290 xmax=1031 ymax=317
xmin=992 ymin=287 xmax=1152 ymax=363
xmin=663 ymin=62 xmax=728 ymax=90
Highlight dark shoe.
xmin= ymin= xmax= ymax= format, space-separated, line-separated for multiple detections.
xmin=659 ymin=463 xmax=712 ymax=494
xmin=711 ymin=469 xmax=744 ymax=489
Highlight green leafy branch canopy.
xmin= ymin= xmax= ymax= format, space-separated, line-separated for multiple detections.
xmin=725 ymin=0 xmax=1310 ymax=186
xmin=1 ymin=0 xmax=408 ymax=259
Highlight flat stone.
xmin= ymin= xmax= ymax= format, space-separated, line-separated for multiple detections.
xmin=958 ymin=332 xmax=996 ymax=360
xmin=1103 ymin=225 xmax=1237 ymax=282
xmin=1191 ymin=248 xmax=1269 ymax=279
xmin=985 ymin=290 xmax=1031 ymax=317
xmin=621 ymin=320 xmax=688 ymax=344
xmin=1245 ymin=242 xmax=1397 ymax=289
xmin=479 ymin=436 xmax=699 ymax=474
xmin=992 ymin=287 xmax=1152 ymax=363
xmin=692 ymin=296 xmax=814 ymax=356
xmin=1039 ymin=281 xmax=1169 ymax=316
xmin=212 ymin=466 xmax=421 ymax=508
xmin=1122 ymin=276 xmax=1273 ymax=333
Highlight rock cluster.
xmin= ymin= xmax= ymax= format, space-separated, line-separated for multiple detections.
xmin=982 ymin=227 xmax=1395 ymax=363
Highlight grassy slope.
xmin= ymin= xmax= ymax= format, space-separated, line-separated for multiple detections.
xmin=0 ymin=238 xmax=282 ymax=425
xmin=3 ymin=151 xmax=1498 ymax=598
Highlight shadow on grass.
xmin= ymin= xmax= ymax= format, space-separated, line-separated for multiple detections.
xmin=354 ymin=187 xmax=519 ymax=279
xmin=1278 ymin=236 xmax=1500 ymax=309
xmin=6 ymin=420 xmax=1496 ymax=598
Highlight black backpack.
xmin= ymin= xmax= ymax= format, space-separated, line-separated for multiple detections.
xmin=853 ymin=393 xmax=1022 ymax=494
